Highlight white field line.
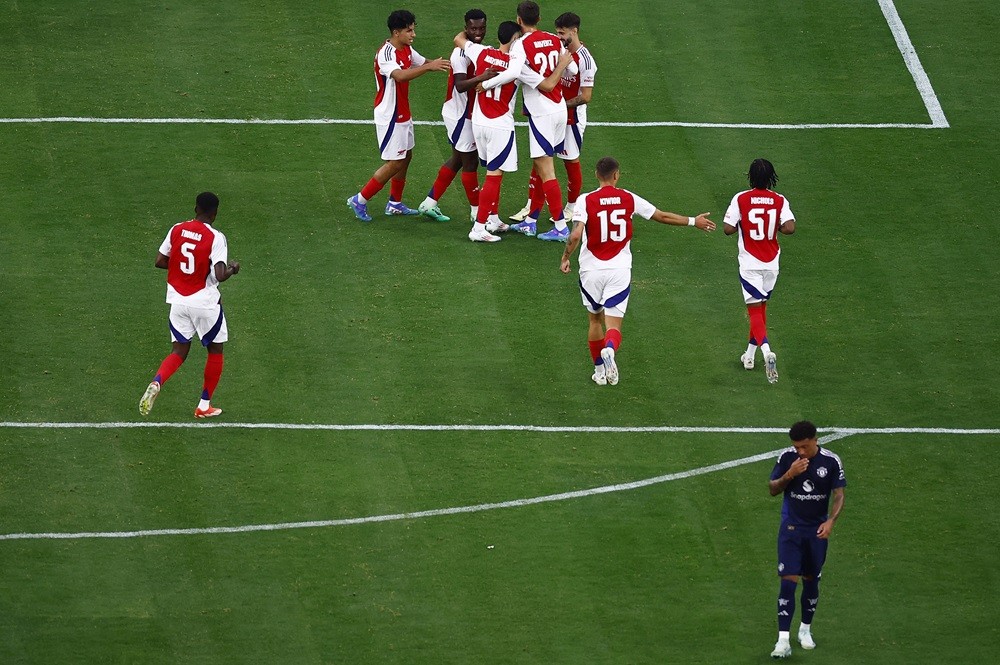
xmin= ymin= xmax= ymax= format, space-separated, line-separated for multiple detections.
xmin=0 ymin=432 xmax=854 ymax=542
xmin=0 ymin=117 xmax=942 ymax=130
xmin=879 ymin=0 xmax=949 ymax=128
xmin=1 ymin=421 xmax=999 ymax=435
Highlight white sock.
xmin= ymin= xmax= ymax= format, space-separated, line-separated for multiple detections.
xmin=553 ymin=218 xmax=568 ymax=232
xmin=471 ymin=205 xmax=478 ymax=220
xmin=799 ymin=623 xmax=811 ymax=634
xmin=473 ymin=222 xmax=486 ymax=233
xmin=356 ymin=193 xmax=368 ymax=204
xmin=745 ymin=343 xmax=758 ymax=357
xmin=778 ymin=630 xmax=790 ymax=643
xmin=421 ymin=196 xmax=436 ymax=209
xmin=198 ymin=398 xmax=211 ymax=410
xmin=761 ymin=342 xmax=772 ymax=356
xmin=488 ymin=214 xmax=502 ymax=224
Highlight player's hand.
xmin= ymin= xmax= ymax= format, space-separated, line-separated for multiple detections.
xmin=694 ymin=213 xmax=716 ymax=232
xmin=483 ymin=69 xmax=498 ymax=79
xmin=558 ymin=51 xmax=574 ymax=67
xmin=816 ymin=519 xmax=834 ymax=540
xmin=427 ymin=58 xmax=451 ymax=72
xmin=787 ymin=457 xmax=809 ymax=478
xmin=560 ymin=257 xmax=572 ymax=274
xmin=228 ymin=261 xmax=240 ymax=275
xmin=475 ymin=83 xmax=486 ymax=94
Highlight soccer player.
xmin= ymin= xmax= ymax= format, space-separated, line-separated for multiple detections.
xmin=768 ymin=421 xmax=846 ymax=659
xmin=347 ymin=10 xmax=450 ymax=222
xmin=560 ymin=157 xmax=715 ymax=384
xmin=139 ymin=192 xmax=239 ymax=419
xmin=416 ymin=9 xmax=496 ymax=225
xmin=723 ymin=158 xmax=796 ymax=383
xmin=510 ymin=12 xmax=597 ymax=225
xmin=457 ymin=22 xmax=572 ymax=242
xmin=486 ymin=1 xmax=576 ymax=241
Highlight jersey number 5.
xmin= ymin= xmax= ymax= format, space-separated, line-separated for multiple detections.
xmin=747 ymin=208 xmax=778 ymax=241
xmin=179 ymin=242 xmax=197 ymax=275
xmin=597 ymin=209 xmax=627 ymax=242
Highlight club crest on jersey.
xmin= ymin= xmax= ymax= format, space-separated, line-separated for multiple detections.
xmin=816 ymin=466 xmax=828 ymax=478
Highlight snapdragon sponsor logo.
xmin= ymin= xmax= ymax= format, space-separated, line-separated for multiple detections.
xmin=790 ymin=492 xmax=828 ymax=501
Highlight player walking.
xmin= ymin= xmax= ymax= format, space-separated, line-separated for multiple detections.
xmin=510 ymin=12 xmax=596 ymax=226
xmin=347 ymin=10 xmax=450 ymax=222
xmin=139 ymin=192 xmax=239 ymax=418
xmin=560 ymin=157 xmax=715 ymax=384
xmin=723 ymin=158 xmax=796 ymax=383
xmin=768 ymin=421 xmax=846 ymax=658
xmin=456 ymin=22 xmax=572 ymax=242
xmin=416 ymin=9 xmax=496 ymax=225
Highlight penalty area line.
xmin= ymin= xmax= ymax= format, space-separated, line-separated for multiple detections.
xmin=0 ymin=433 xmax=851 ymax=542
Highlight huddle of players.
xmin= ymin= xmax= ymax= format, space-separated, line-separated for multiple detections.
xmin=347 ymin=2 xmax=596 ymax=244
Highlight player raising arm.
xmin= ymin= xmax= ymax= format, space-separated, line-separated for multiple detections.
xmin=560 ymin=157 xmax=714 ymax=385
xmin=347 ymin=10 xmax=450 ymax=222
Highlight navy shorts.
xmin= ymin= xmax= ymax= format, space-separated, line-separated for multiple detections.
xmin=777 ymin=522 xmax=828 ymax=577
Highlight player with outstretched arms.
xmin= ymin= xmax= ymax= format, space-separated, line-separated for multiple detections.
xmin=456 ymin=22 xmax=573 ymax=242
xmin=511 ymin=12 xmax=597 ymax=226
xmin=560 ymin=157 xmax=715 ymax=384
xmin=723 ymin=158 xmax=796 ymax=383
xmin=347 ymin=10 xmax=450 ymax=222
xmin=139 ymin=192 xmax=239 ymax=419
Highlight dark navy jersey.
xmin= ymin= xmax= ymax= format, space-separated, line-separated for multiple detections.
xmin=771 ymin=447 xmax=846 ymax=526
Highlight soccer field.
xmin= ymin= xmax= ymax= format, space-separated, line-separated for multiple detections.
xmin=2 ymin=1 xmax=999 ymax=663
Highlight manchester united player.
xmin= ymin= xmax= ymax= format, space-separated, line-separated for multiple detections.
xmin=139 ymin=192 xmax=240 ymax=418
xmin=347 ymin=10 xmax=450 ymax=222
xmin=483 ymin=1 xmax=577 ymax=241
xmin=723 ymin=158 xmax=796 ymax=383
xmin=456 ymin=22 xmax=572 ymax=242
xmin=560 ymin=157 xmax=714 ymax=385
xmin=511 ymin=12 xmax=597 ymax=225
xmin=416 ymin=9 xmax=495 ymax=224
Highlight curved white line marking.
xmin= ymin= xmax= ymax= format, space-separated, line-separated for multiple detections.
xmin=0 ymin=434 xmax=853 ymax=542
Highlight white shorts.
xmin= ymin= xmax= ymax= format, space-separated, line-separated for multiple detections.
xmin=376 ymin=119 xmax=414 ymax=161
xmin=473 ymin=124 xmax=518 ymax=172
xmin=579 ymin=269 xmax=631 ymax=317
xmin=557 ymin=121 xmax=586 ymax=161
xmin=739 ymin=268 xmax=779 ymax=304
xmin=526 ymin=111 xmax=567 ymax=159
xmin=444 ymin=114 xmax=477 ymax=153
xmin=169 ymin=303 xmax=229 ymax=346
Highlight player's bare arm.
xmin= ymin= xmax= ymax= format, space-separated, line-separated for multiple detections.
xmin=391 ymin=59 xmax=450 ymax=83
xmin=723 ymin=222 xmax=738 ymax=235
xmin=650 ymin=210 xmax=716 ymax=232
xmin=214 ymin=261 xmax=240 ymax=282
xmin=154 ymin=252 xmax=169 ymax=269
xmin=566 ymin=85 xmax=593 ymax=109
xmin=780 ymin=218 xmax=796 ymax=235
xmin=769 ymin=457 xmax=809 ymax=495
xmin=816 ymin=487 xmax=845 ymax=539
xmin=456 ymin=68 xmax=498 ymax=93
xmin=559 ymin=223 xmax=585 ymax=273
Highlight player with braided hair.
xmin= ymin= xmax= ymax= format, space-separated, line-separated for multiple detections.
xmin=723 ymin=158 xmax=796 ymax=383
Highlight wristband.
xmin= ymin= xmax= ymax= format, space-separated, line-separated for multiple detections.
xmin=687 ymin=217 xmax=695 ymax=226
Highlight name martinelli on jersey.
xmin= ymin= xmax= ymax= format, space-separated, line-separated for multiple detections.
xmin=751 ymin=196 xmax=775 ymax=205
xmin=483 ymin=55 xmax=509 ymax=69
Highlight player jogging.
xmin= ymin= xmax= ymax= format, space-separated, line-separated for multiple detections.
xmin=510 ymin=12 xmax=596 ymax=226
xmin=416 ymin=9 xmax=498 ymax=225
xmin=768 ymin=421 xmax=846 ymax=659
xmin=723 ymin=158 xmax=796 ymax=383
xmin=139 ymin=192 xmax=239 ymax=419
xmin=484 ymin=1 xmax=577 ymax=241
xmin=457 ymin=22 xmax=573 ymax=242
xmin=347 ymin=10 xmax=450 ymax=222
xmin=560 ymin=157 xmax=714 ymax=385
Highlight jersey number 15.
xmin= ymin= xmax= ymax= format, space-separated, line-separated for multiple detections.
xmin=596 ymin=209 xmax=627 ymax=242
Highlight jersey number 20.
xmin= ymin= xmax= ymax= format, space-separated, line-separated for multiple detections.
xmin=747 ymin=208 xmax=778 ymax=241
xmin=533 ymin=51 xmax=560 ymax=76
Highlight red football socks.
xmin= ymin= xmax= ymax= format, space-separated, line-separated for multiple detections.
xmin=389 ymin=178 xmax=406 ymax=202
xmin=360 ymin=177 xmax=383 ymax=202
xmin=528 ymin=169 xmax=544 ymax=216
xmin=460 ymin=171 xmax=480 ymax=206
xmin=589 ymin=340 xmax=604 ymax=364
xmin=429 ymin=165 xmax=458 ymax=201
xmin=201 ymin=352 xmax=224 ymax=401
xmin=153 ymin=352 xmax=185 ymax=385
xmin=748 ymin=305 xmax=767 ymax=345
xmin=565 ymin=160 xmax=583 ymax=205
xmin=604 ymin=328 xmax=622 ymax=351
xmin=542 ymin=178 xmax=564 ymax=221
xmin=478 ymin=174 xmax=503 ymax=223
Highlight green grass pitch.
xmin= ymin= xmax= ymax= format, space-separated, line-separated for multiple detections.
xmin=1 ymin=1 xmax=998 ymax=662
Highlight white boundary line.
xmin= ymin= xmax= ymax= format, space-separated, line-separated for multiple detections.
xmin=2 ymin=421 xmax=998 ymax=435
xmin=0 ymin=1 xmax=947 ymax=132
xmin=0 ymin=432 xmax=857 ymax=542
xmin=879 ymin=0 xmax=949 ymax=128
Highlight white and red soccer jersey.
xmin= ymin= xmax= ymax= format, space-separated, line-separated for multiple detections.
xmin=442 ymin=46 xmax=475 ymax=121
xmin=573 ymin=185 xmax=657 ymax=271
xmin=158 ymin=220 xmax=228 ymax=308
xmin=560 ymin=44 xmax=597 ymax=126
xmin=723 ymin=188 xmax=795 ymax=270
xmin=373 ymin=41 xmax=427 ymax=125
xmin=464 ymin=43 xmax=528 ymax=130
xmin=509 ymin=31 xmax=570 ymax=116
